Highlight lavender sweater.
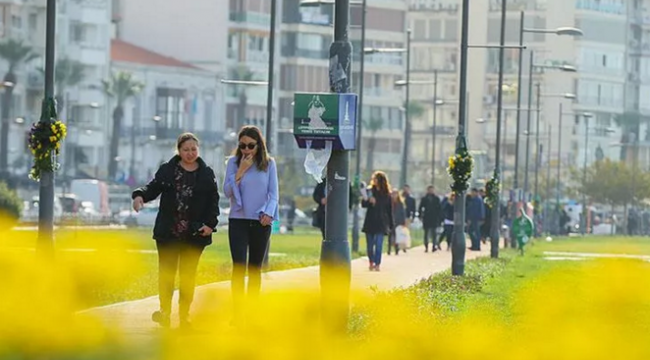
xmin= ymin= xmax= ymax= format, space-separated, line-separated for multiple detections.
xmin=223 ymin=156 xmax=279 ymax=221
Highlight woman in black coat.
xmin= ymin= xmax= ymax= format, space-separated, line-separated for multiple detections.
xmin=132 ymin=133 xmax=220 ymax=330
xmin=362 ymin=171 xmax=394 ymax=271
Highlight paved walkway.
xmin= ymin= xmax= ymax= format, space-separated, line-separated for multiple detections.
xmin=82 ymin=245 xmax=488 ymax=339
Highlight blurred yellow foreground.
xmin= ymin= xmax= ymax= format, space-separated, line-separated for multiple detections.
xmin=1 ymin=215 xmax=650 ymax=360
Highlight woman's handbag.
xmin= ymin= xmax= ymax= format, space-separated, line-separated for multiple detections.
xmin=395 ymin=225 xmax=411 ymax=249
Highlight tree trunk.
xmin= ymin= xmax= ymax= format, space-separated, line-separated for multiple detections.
xmin=0 ymin=72 xmax=15 ymax=178
xmin=108 ymin=105 xmax=123 ymax=180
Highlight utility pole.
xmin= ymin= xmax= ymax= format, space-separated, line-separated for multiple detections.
xmin=452 ymin=0 xmax=470 ymax=276
xmin=351 ymin=0 xmax=367 ymax=253
xmin=514 ymin=11 xmax=525 ymax=192
xmin=523 ymin=51 xmax=534 ymax=201
xmin=265 ymin=0 xmax=277 ymax=152
xmin=490 ymin=0 xmax=507 ymax=259
xmin=399 ymin=29 xmax=412 ymax=187
xmin=321 ymin=0 xmax=352 ymax=332
xmin=431 ymin=70 xmax=438 ymax=185
xmin=38 ymin=0 xmax=57 ymax=256
xmin=534 ymin=82 xmax=541 ymax=208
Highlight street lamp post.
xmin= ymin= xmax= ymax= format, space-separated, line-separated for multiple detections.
xmin=400 ymin=29 xmax=412 ymax=187
xmin=489 ymin=0 xmax=507 ymax=259
xmin=524 ymin=51 xmax=534 ymax=202
xmin=320 ymin=0 xmax=353 ymax=331
xmin=513 ymin=13 xmax=583 ymax=194
xmin=523 ymin=58 xmax=576 ymax=204
xmin=556 ymin=103 xmax=563 ymax=218
xmin=581 ymin=113 xmax=593 ymax=235
xmin=452 ymin=0 xmax=470 ymax=276
xmin=431 ymin=70 xmax=438 ymax=185
xmin=351 ymin=0 xmax=366 ymax=254
xmin=38 ymin=0 xmax=57 ymax=255
xmin=534 ymin=82 xmax=541 ymax=205
xmin=394 ymin=77 xmax=443 ymax=185
xmin=300 ymin=0 xmax=366 ymax=253
xmin=266 ymin=0 xmax=277 ymax=153
xmin=544 ymin=122 xmax=552 ymax=234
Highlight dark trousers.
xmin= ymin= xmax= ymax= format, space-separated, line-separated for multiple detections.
xmin=423 ymin=227 xmax=439 ymax=250
xmin=228 ymin=219 xmax=272 ymax=316
xmin=439 ymin=224 xmax=453 ymax=248
xmin=468 ymin=221 xmax=481 ymax=250
xmin=156 ymin=240 xmax=204 ymax=319
xmin=388 ymin=230 xmax=400 ymax=255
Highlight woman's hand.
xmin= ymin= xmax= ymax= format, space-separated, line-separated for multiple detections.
xmin=259 ymin=214 xmax=273 ymax=227
xmin=236 ymin=154 xmax=254 ymax=184
xmin=198 ymin=225 xmax=213 ymax=237
xmin=369 ymin=197 xmax=377 ymax=205
xmin=132 ymin=196 xmax=144 ymax=212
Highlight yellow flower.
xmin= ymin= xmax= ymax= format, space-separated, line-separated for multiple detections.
xmin=37 ymin=144 xmax=42 ymax=149
xmin=55 ymin=143 xmax=60 ymax=149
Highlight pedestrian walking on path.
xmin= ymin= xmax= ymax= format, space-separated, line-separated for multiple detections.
xmin=439 ymin=192 xmax=455 ymax=251
xmin=223 ymin=125 xmax=279 ymax=326
xmin=362 ymin=171 xmax=394 ymax=272
xmin=419 ymin=185 xmax=443 ymax=252
xmin=131 ymin=133 xmax=220 ymax=330
xmin=388 ymin=188 xmax=407 ymax=255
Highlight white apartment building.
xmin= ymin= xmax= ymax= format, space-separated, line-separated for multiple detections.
xmin=2 ymin=0 xmax=112 ymax=179
xmin=407 ymin=0 xmax=632 ymax=189
xmin=110 ymin=39 xmax=222 ymax=185
xmin=277 ymin=0 xmax=409 ymax=185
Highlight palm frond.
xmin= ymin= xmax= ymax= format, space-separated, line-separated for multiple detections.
xmin=0 ymin=39 xmax=36 ymax=71
xmin=102 ymin=71 xmax=144 ymax=105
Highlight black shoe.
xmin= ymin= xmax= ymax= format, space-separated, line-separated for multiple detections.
xmin=152 ymin=310 xmax=170 ymax=328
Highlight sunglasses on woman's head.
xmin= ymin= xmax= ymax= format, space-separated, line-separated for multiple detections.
xmin=239 ymin=143 xmax=257 ymax=150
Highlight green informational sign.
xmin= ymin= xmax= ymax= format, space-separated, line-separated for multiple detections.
xmin=293 ymin=92 xmax=357 ymax=150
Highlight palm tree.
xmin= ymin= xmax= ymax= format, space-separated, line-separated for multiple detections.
xmin=54 ymin=58 xmax=86 ymax=115
xmin=364 ymin=117 xmax=384 ymax=172
xmin=230 ymin=65 xmax=255 ymax=131
xmin=102 ymin=71 xmax=143 ymax=180
xmin=0 ymin=39 xmax=37 ymax=175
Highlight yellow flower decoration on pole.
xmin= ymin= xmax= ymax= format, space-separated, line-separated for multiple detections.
xmin=28 ymin=119 xmax=67 ymax=181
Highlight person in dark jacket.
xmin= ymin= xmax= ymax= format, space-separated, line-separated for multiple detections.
xmin=466 ymin=188 xmax=485 ymax=251
xmin=388 ymin=189 xmax=407 ymax=255
xmin=313 ymin=179 xmax=356 ymax=239
xmin=418 ymin=185 xmax=443 ymax=252
xmin=402 ymin=184 xmax=417 ymax=222
xmin=362 ymin=171 xmax=394 ymax=271
xmin=132 ymin=133 xmax=219 ymax=330
xmin=439 ymin=193 xmax=455 ymax=250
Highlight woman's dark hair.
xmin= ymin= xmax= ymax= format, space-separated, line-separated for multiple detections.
xmin=370 ymin=171 xmax=391 ymax=196
xmin=176 ymin=132 xmax=199 ymax=153
xmin=234 ymin=125 xmax=270 ymax=171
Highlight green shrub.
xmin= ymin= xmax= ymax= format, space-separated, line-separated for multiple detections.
xmin=0 ymin=181 xmax=22 ymax=223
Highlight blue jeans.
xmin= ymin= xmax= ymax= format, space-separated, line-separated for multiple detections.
xmin=468 ymin=221 xmax=481 ymax=250
xmin=366 ymin=233 xmax=385 ymax=265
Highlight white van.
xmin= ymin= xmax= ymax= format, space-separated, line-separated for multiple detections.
xmin=70 ymin=179 xmax=110 ymax=217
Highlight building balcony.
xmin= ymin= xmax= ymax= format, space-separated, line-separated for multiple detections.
xmin=576 ymin=96 xmax=624 ymax=109
xmin=67 ymin=43 xmax=108 ymax=66
xmin=575 ymin=0 xmax=626 ymax=15
xmin=229 ymin=12 xmax=270 ymax=26
xmin=119 ymin=126 xmax=224 ymax=145
xmin=282 ymin=47 xmax=329 ymax=60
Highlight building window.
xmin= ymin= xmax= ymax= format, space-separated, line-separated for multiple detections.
xmin=70 ymin=22 xmax=85 ymax=42
xmin=156 ymin=88 xmax=186 ymax=132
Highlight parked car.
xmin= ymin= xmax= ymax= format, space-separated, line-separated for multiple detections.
xmin=117 ymin=203 xmax=158 ymax=228
xmin=118 ymin=204 xmax=229 ymax=228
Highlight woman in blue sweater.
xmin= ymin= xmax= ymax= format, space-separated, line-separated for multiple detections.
xmin=223 ymin=126 xmax=279 ymax=325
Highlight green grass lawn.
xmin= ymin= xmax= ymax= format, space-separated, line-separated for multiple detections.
xmin=0 ymin=226 xmax=426 ymax=309
xmin=434 ymin=236 xmax=650 ymax=322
